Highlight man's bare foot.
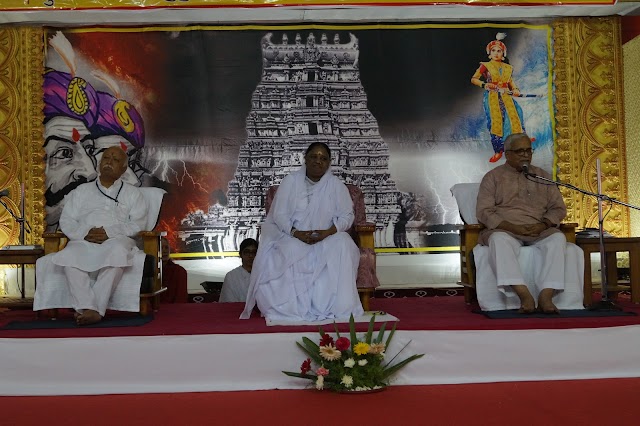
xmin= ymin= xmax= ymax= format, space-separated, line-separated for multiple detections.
xmin=512 ymin=285 xmax=536 ymax=313
xmin=538 ymin=288 xmax=559 ymax=314
xmin=76 ymin=310 xmax=102 ymax=325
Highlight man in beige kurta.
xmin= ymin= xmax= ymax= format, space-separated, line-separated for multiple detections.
xmin=476 ymin=133 xmax=567 ymax=313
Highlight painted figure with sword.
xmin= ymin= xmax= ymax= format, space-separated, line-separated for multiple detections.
xmin=472 ymin=32 xmax=533 ymax=163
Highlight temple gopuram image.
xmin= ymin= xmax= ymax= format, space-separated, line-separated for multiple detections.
xmin=179 ymin=32 xmax=429 ymax=253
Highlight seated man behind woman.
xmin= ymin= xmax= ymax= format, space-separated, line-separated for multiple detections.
xmin=219 ymin=238 xmax=258 ymax=303
xmin=241 ymin=142 xmax=363 ymax=321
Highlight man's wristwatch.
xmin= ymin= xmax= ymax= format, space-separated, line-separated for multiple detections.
xmin=290 ymin=227 xmax=297 ymax=237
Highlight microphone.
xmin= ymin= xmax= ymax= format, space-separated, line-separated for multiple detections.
xmin=0 ymin=189 xmax=9 ymax=198
xmin=521 ymin=162 xmax=530 ymax=176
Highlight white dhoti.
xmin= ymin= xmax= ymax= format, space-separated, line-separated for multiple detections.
xmin=474 ymin=231 xmax=584 ymax=311
xmin=34 ymin=238 xmax=145 ymax=315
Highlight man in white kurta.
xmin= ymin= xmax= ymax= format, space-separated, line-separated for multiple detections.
xmin=34 ymin=146 xmax=148 ymax=325
xmin=241 ymin=143 xmax=363 ymax=321
xmin=220 ymin=238 xmax=257 ymax=303
xmin=220 ymin=267 xmax=252 ymax=303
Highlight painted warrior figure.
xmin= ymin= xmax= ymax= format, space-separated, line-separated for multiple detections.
xmin=471 ymin=33 xmax=526 ymax=163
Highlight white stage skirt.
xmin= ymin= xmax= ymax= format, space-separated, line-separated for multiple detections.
xmin=1 ymin=325 xmax=640 ymax=395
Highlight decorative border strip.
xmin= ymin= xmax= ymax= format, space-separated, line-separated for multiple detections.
xmin=0 ymin=0 xmax=616 ymax=12
xmin=0 ymin=27 xmax=44 ymax=248
xmin=553 ymin=17 xmax=629 ymax=235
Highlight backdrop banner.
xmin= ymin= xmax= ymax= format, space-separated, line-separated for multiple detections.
xmin=43 ymin=23 xmax=555 ymax=255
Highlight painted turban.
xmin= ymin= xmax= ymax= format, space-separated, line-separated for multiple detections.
xmin=43 ymin=68 xmax=99 ymax=128
xmin=93 ymin=91 xmax=145 ymax=150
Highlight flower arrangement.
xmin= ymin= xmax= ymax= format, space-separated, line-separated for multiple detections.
xmin=283 ymin=314 xmax=424 ymax=392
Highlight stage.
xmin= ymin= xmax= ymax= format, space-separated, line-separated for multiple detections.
xmin=1 ymin=296 xmax=640 ymax=396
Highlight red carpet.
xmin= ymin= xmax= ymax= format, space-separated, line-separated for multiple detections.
xmin=0 ymin=378 xmax=637 ymax=425
xmin=1 ymin=296 xmax=639 ymax=338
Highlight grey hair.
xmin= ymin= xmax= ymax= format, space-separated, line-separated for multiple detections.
xmin=503 ymin=133 xmax=531 ymax=151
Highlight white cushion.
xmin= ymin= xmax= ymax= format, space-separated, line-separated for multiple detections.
xmin=139 ymin=187 xmax=166 ymax=230
xmin=450 ymin=183 xmax=481 ymax=225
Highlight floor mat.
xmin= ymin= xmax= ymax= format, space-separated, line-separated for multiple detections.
xmin=474 ymin=309 xmax=636 ymax=319
xmin=2 ymin=314 xmax=153 ymax=330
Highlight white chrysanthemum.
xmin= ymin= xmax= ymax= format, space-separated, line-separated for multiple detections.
xmin=319 ymin=344 xmax=342 ymax=361
xmin=358 ymin=359 xmax=368 ymax=366
xmin=344 ymin=358 xmax=355 ymax=368
xmin=316 ymin=375 xmax=324 ymax=390
xmin=341 ymin=375 xmax=353 ymax=388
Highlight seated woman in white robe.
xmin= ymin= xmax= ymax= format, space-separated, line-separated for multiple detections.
xmin=241 ymin=142 xmax=363 ymax=322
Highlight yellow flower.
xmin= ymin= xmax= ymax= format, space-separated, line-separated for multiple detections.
xmin=319 ymin=344 xmax=342 ymax=361
xmin=353 ymin=342 xmax=370 ymax=356
xmin=316 ymin=375 xmax=324 ymax=390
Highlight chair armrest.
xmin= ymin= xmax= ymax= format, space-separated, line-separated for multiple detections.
xmin=355 ymin=223 xmax=375 ymax=249
xmin=43 ymin=232 xmax=68 ymax=254
xmin=138 ymin=230 xmax=167 ymax=258
xmin=458 ymin=224 xmax=482 ymax=250
xmin=457 ymin=224 xmax=483 ymax=289
xmin=559 ymin=222 xmax=577 ymax=244
xmin=138 ymin=230 xmax=167 ymax=297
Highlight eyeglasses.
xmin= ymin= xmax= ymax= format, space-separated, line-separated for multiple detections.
xmin=507 ymin=148 xmax=534 ymax=156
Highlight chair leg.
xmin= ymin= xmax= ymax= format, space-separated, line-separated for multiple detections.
xmin=464 ymin=287 xmax=476 ymax=304
xmin=139 ymin=298 xmax=151 ymax=316
xmin=358 ymin=289 xmax=372 ymax=312
xmin=151 ymin=294 xmax=161 ymax=312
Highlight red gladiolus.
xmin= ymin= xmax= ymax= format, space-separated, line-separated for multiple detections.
xmin=319 ymin=334 xmax=334 ymax=347
xmin=300 ymin=358 xmax=312 ymax=375
xmin=335 ymin=337 xmax=351 ymax=351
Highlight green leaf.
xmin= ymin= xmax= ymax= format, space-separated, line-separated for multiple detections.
xmin=383 ymin=338 xmax=411 ymax=368
xmin=384 ymin=321 xmax=397 ymax=348
xmin=365 ymin=314 xmax=376 ymax=344
xmin=283 ymin=371 xmax=316 ymax=380
xmin=380 ymin=354 xmax=425 ymax=380
xmin=333 ymin=322 xmax=341 ymax=338
xmin=302 ymin=336 xmax=319 ymax=353
xmin=297 ymin=341 xmax=321 ymax=364
xmin=375 ymin=322 xmax=387 ymax=343
xmin=349 ymin=313 xmax=358 ymax=347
